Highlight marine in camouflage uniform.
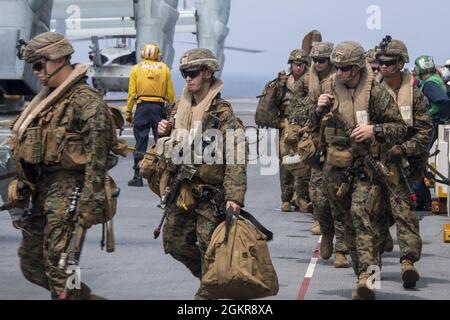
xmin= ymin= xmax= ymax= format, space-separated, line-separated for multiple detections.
xmin=375 ymin=37 xmax=430 ymax=288
xmin=292 ymin=42 xmax=349 ymax=266
xmin=279 ymin=49 xmax=311 ymax=212
xmin=309 ymin=41 xmax=407 ymax=299
xmin=157 ymin=49 xmax=247 ymax=299
xmin=8 ymin=32 xmax=120 ymax=299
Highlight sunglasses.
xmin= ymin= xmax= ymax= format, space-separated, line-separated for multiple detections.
xmin=181 ymin=69 xmax=202 ymax=79
xmin=335 ymin=65 xmax=353 ymax=72
xmin=32 ymin=61 xmax=45 ymax=72
xmin=377 ymin=59 xmax=397 ymax=67
xmin=313 ymin=58 xmax=328 ymax=64
xmin=371 ymin=67 xmax=380 ymax=72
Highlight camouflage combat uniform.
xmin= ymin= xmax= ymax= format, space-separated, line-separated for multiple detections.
xmin=160 ymin=49 xmax=247 ymax=299
xmin=292 ymin=42 xmax=348 ymax=257
xmin=9 ymin=32 xmax=117 ymax=299
xmin=279 ymin=49 xmax=310 ymax=207
xmin=309 ymin=42 xmax=407 ymax=299
xmin=375 ymin=39 xmax=430 ymax=271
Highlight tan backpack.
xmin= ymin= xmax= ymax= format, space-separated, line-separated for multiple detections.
xmin=202 ymin=209 xmax=279 ymax=300
xmin=255 ymin=72 xmax=286 ymax=128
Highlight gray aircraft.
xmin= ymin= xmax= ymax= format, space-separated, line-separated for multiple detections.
xmin=0 ymin=0 xmax=235 ymax=97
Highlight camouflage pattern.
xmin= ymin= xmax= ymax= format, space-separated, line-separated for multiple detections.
xmin=377 ymin=83 xmax=430 ymax=263
xmin=163 ymin=96 xmax=247 ymax=297
xmin=331 ymin=41 xmax=366 ymax=68
xmin=18 ymin=172 xmax=91 ymax=299
xmin=365 ymin=49 xmax=377 ymax=64
xmin=288 ymin=49 xmax=310 ymax=65
xmin=309 ymin=167 xmax=347 ymax=253
xmin=310 ymin=42 xmax=334 ymax=59
xmin=375 ymin=38 xmax=410 ymax=63
xmin=23 ymin=32 xmax=74 ymax=63
xmin=179 ymin=48 xmax=220 ymax=72
xmin=15 ymin=78 xmax=113 ymax=299
xmin=311 ymin=80 xmax=408 ymax=276
xmin=280 ymin=72 xmax=310 ymax=204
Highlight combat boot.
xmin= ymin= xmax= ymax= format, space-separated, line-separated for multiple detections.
xmin=128 ymin=169 xmax=143 ymax=187
xmin=320 ymin=233 xmax=334 ymax=260
xmin=281 ymin=201 xmax=292 ymax=212
xmin=401 ymin=259 xmax=420 ymax=288
xmin=385 ymin=231 xmax=394 ymax=252
xmin=334 ymin=252 xmax=350 ymax=268
xmin=351 ymin=290 xmax=362 ymax=300
xmin=291 ymin=199 xmax=300 ymax=212
xmin=194 ymin=285 xmax=211 ymax=300
xmin=297 ymin=198 xmax=313 ymax=213
xmin=311 ymin=220 xmax=321 ymax=235
xmin=356 ymin=272 xmax=376 ymax=300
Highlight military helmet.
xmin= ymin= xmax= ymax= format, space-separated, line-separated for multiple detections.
xmin=288 ymin=49 xmax=310 ymax=65
xmin=22 ymin=32 xmax=74 ymax=64
xmin=365 ymin=49 xmax=377 ymax=64
xmin=415 ymin=55 xmax=436 ymax=75
xmin=375 ymin=36 xmax=409 ymax=63
xmin=310 ymin=42 xmax=334 ymax=59
xmin=141 ymin=43 xmax=161 ymax=61
xmin=179 ymin=48 xmax=220 ymax=72
xmin=331 ymin=41 xmax=366 ymax=68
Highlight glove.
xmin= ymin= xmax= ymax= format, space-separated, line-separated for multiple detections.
xmin=125 ymin=110 xmax=133 ymax=125
xmin=387 ymin=145 xmax=404 ymax=162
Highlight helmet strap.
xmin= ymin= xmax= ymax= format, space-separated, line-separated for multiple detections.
xmin=43 ymin=60 xmax=68 ymax=86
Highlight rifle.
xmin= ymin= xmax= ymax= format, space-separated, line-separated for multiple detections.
xmin=57 ymin=187 xmax=86 ymax=300
xmin=159 ymin=164 xmax=197 ymax=209
xmin=397 ymin=158 xmax=417 ymax=209
xmin=329 ymin=111 xmax=400 ymax=202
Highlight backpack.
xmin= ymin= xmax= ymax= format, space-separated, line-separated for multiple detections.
xmin=255 ymin=73 xmax=286 ymax=128
xmin=202 ymin=209 xmax=279 ymax=299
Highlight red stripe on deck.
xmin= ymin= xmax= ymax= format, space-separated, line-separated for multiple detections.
xmin=297 ymin=239 xmax=321 ymax=300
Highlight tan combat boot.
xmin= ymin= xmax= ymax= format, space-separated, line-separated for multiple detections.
xmin=297 ymin=198 xmax=313 ymax=213
xmin=320 ymin=233 xmax=334 ymax=260
xmin=356 ymin=272 xmax=376 ymax=300
xmin=281 ymin=201 xmax=292 ymax=212
xmin=311 ymin=220 xmax=321 ymax=235
xmin=334 ymin=252 xmax=350 ymax=268
xmin=351 ymin=290 xmax=362 ymax=300
xmin=194 ymin=285 xmax=210 ymax=300
xmin=401 ymin=259 xmax=420 ymax=288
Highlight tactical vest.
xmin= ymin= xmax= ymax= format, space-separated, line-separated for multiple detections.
xmin=420 ymin=73 xmax=447 ymax=118
xmin=9 ymin=68 xmax=127 ymax=184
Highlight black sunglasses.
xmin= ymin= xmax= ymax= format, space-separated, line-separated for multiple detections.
xmin=32 ymin=61 xmax=45 ymax=72
xmin=377 ymin=59 xmax=397 ymax=67
xmin=336 ymin=65 xmax=353 ymax=72
xmin=181 ymin=69 xmax=202 ymax=79
xmin=371 ymin=67 xmax=380 ymax=72
xmin=313 ymin=58 xmax=328 ymax=64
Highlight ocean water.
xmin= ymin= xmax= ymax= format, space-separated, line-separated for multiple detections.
xmin=104 ymin=73 xmax=273 ymax=100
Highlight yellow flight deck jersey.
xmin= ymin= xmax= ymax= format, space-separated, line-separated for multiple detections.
xmin=126 ymin=59 xmax=176 ymax=113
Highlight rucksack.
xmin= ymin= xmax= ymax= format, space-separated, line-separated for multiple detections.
xmin=255 ymin=73 xmax=286 ymax=128
xmin=202 ymin=209 xmax=279 ymax=299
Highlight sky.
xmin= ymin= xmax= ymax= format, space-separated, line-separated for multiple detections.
xmin=70 ymin=0 xmax=450 ymax=96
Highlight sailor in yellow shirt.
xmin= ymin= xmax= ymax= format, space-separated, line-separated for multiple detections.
xmin=126 ymin=43 xmax=176 ymax=186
